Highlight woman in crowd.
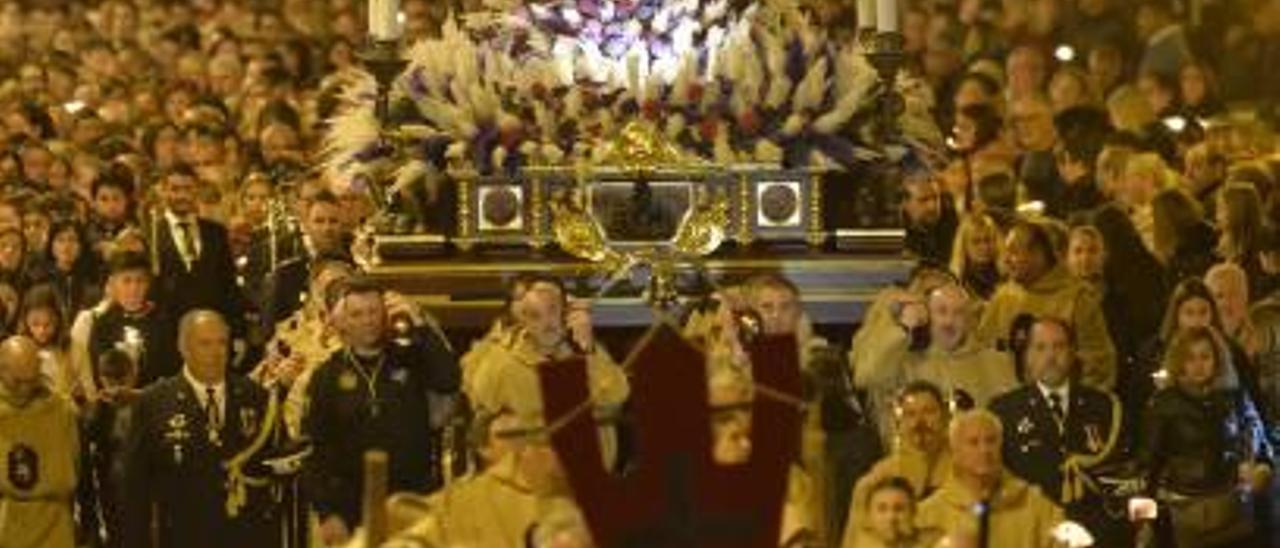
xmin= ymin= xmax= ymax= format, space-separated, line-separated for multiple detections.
xmin=949 ymin=212 xmax=1002 ymax=300
xmin=235 ymin=172 xmax=275 ymax=229
xmin=1179 ymin=61 xmax=1227 ymax=120
xmin=17 ymin=284 xmax=86 ymax=402
xmin=1067 ymin=225 xmax=1106 ymax=286
xmin=0 ymin=226 xmax=39 ymax=293
xmin=1048 ymin=65 xmax=1097 ymax=113
xmin=1139 ymin=326 xmax=1273 ymax=547
xmin=43 ymin=220 xmax=101 ymax=323
xmin=1137 ymin=278 xmax=1269 ymax=421
xmin=1216 ymin=183 xmax=1268 ymax=295
xmin=1124 ymin=153 xmax=1179 ymax=253
xmin=943 ymin=102 xmax=1016 ymax=210
xmin=1151 ymin=187 xmax=1217 ymax=285
xmin=1137 ymin=71 xmax=1181 ymax=120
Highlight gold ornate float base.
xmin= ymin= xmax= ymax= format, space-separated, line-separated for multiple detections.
xmin=367 ymin=251 xmax=910 ymax=329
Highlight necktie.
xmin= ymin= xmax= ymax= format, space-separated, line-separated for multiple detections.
xmin=205 ymin=386 xmax=221 ymax=445
xmin=975 ymin=499 xmax=991 ymax=548
xmin=1048 ymin=392 xmax=1066 ymax=426
xmin=178 ymin=221 xmax=199 ymax=265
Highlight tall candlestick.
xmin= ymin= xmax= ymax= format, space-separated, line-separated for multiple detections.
xmin=369 ymin=0 xmax=401 ymax=41
xmin=857 ymin=0 xmax=875 ymax=30
xmin=876 ymin=0 xmax=898 ymax=33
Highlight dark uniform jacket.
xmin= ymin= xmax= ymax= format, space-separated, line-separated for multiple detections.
xmin=150 ymin=217 xmax=245 ymax=336
xmin=242 ymin=225 xmax=305 ymax=308
xmin=990 ymin=383 xmax=1132 ymax=546
xmin=88 ymin=304 xmax=180 ymax=388
xmin=991 ymin=383 xmax=1126 ymax=501
xmin=259 ymin=255 xmax=310 ymax=340
xmin=123 ymin=374 xmax=278 ymax=548
xmin=302 ymin=327 xmax=460 ymax=528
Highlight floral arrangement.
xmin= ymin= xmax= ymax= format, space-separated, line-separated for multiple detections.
xmin=323 ymin=0 xmax=943 ymax=195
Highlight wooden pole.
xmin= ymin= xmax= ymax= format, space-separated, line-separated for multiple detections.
xmin=362 ymin=450 xmax=390 ymax=547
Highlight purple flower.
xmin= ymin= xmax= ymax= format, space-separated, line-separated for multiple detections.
xmin=577 ymin=0 xmax=601 ymax=20
xmin=407 ymin=68 xmax=429 ymax=99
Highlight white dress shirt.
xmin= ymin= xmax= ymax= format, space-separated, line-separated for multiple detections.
xmin=184 ymin=367 xmax=226 ymax=426
xmin=165 ymin=210 xmax=202 ymax=262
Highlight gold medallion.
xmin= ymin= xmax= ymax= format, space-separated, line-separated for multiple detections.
xmin=339 ymin=371 xmax=359 ymax=391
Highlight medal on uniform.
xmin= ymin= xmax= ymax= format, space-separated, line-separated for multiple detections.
xmin=339 ymin=371 xmax=358 ymax=391
xmin=1017 ymin=416 xmax=1034 ymax=435
xmin=240 ymin=408 xmax=258 ymax=438
xmin=165 ymin=414 xmax=190 ymax=464
xmin=1085 ymin=425 xmax=1103 ymax=454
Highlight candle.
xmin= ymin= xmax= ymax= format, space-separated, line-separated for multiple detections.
xmin=857 ymin=0 xmax=875 ymax=30
xmin=369 ymin=0 xmax=401 ymax=41
xmin=876 ymin=0 xmax=898 ymax=33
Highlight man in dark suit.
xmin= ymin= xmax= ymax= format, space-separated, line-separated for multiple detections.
xmin=989 ymin=316 xmax=1132 ymax=547
xmin=150 ymin=165 xmax=244 ymax=339
xmin=259 ymin=189 xmax=350 ymax=338
xmin=123 ymin=310 xmax=281 ymax=548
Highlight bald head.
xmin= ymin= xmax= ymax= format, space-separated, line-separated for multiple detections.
xmin=0 ymin=336 xmax=43 ymax=403
xmin=178 ymin=310 xmax=229 ymax=384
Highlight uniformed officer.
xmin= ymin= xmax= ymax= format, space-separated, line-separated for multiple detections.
xmin=122 ymin=310 xmax=281 ymax=548
xmin=0 ymin=336 xmax=80 ymax=548
xmin=988 ymin=316 xmax=1131 ymax=547
xmin=302 ymin=276 xmax=460 ymax=547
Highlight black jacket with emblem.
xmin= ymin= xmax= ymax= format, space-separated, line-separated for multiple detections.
xmin=989 ymin=383 xmax=1132 ymax=545
xmin=302 ymin=326 xmax=460 ymax=528
xmin=87 ymin=304 xmax=179 ymax=388
xmin=122 ymin=374 xmax=279 ymax=548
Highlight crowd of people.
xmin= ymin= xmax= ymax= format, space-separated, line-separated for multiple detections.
xmin=0 ymin=0 xmax=1280 ymax=547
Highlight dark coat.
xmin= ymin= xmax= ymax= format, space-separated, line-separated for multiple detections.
xmin=302 ymin=327 xmax=460 ymax=527
xmin=242 ymin=226 xmax=305 ymax=309
xmin=150 ymin=217 xmax=245 ymax=336
xmin=1140 ymin=386 xmax=1274 ymax=496
xmin=1164 ymin=222 xmax=1219 ymax=288
xmin=259 ymin=255 xmax=310 ymax=338
xmin=123 ymin=375 xmax=279 ymax=548
xmin=904 ymin=197 xmax=958 ymax=266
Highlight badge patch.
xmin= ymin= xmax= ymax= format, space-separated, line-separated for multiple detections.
xmin=7 ymin=444 xmax=39 ymax=491
xmin=339 ymin=371 xmax=358 ymax=391
xmin=391 ymin=368 xmax=409 ymax=384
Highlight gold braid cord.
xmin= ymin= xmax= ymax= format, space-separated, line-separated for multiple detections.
xmin=1059 ymin=392 xmax=1122 ymax=504
xmin=224 ymin=389 xmax=281 ymax=517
